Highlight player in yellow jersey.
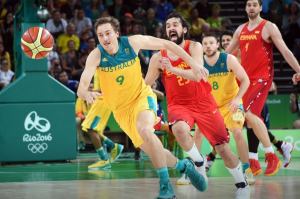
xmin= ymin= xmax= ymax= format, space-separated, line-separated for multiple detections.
xmin=81 ymin=72 xmax=124 ymax=170
xmin=78 ymin=16 xmax=210 ymax=199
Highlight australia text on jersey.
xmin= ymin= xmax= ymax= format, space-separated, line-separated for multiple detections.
xmin=208 ymin=72 xmax=229 ymax=78
xmin=100 ymin=58 xmax=137 ymax=72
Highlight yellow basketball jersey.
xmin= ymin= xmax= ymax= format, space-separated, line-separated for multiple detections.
xmin=204 ymin=52 xmax=241 ymax=107
xmin=96 ymin=37 xmax=147 ymax=110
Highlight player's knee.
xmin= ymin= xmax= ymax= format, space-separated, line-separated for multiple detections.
xmin=171 ymin=123 xmax=190 ymax=137
xmin=194 ymin=129 xmax=203 ymax=138
xmin=231 ymin=129 xmax=244 ymax=142
xmin=87 ymin=129 xmax=97 ymax=136
xmin=215 ymin=143 xmax=229 ymax=158
xmin=138 ymin=126 xmax=153 ymax=142
xmin=293 ymin=120 xmax=300 ymax=129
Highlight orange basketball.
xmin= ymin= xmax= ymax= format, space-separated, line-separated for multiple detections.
xmin=21 ymin=27 xmax=54 ymax=59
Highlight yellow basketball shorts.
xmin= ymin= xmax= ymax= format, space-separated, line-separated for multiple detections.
xmin=113 ymin=87 xmax=157 ymax=147
xmin=195 ymin=104 xmax=245 ymax=131
xmin=82 ymin=99 xmax=112 ymax=136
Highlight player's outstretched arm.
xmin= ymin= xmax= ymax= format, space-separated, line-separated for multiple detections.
xmin=145 ymin=52 xmax=163 ymax=86
xmin=129 ymin=35 xmax=208 ymax=81
xmin=78 ymin=49 xmax=103 ymax=104
xmin=226 ymin=55 xmax=250 ymax=113
xmin=268 ymin=22 xmax=300 ymax=84
xmin=225 ymin=25 xmax=243 ymax=54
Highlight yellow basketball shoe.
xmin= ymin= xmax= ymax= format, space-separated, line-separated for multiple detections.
xmin=244 ymin=168 xmax=255 ymax=185
xmin=110 ymin=144 xmax=124 ymax=163
xmin=88 ymin=159 xmax=111 ymax=170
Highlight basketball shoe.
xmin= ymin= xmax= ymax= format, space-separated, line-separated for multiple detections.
xmin=277 ymin=142 xmax=294 ymax=167
xmin=181 ymin=157 xmax=208 ymax=192
xmin=177 ymin=174 xmax=190 ymax=185
xmin=205 ymin=154 xmax=215 ymax=172
xmin=235 ymin=182 xmax=250 ymax=199
xmin=110 ymin=143 xmax=124 ymax=163
xmin=264 ymin=153 xmax=282 ymax=176
xmin=88 ymin=159 xmax=111 ymax=170
xmin=244 ymin=168 xmax=255 ymax=185
xmin=249 ymin=159 xmax=262 ymax=176
xmin=155 ymin=180 xmax=177 ymax=199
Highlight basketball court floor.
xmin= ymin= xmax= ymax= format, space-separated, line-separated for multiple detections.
xmin=0 ymin=153 xmax=299 ymax=199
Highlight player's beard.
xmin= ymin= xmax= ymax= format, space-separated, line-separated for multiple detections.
xmin=168 ymin=31 xmax=184 ymax=45
xmin=247 ymin=11 xmax=259 ymax=19
xmin=205 ymin=49 xmax=217 ymax=57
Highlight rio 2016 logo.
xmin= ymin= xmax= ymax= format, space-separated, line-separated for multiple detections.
xmin=23 ymin=111 xmax=52 ymax=154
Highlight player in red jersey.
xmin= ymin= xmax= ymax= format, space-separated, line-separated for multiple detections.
xmin=225 ymin=0 xmax=300 ymax=176
xmin=145 ymin=12 xmax=250 ymax=198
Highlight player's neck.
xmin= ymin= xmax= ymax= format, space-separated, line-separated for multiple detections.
xmin=204 ymin=51 xmax=220 ymax=66
xmin=106 ymin=43 xmax=119 ymax=56
xmin=248 ymin=16 xmax=263 ymax=26
xmin=167 ymin=40 xmax=186 ymax=58
xmin=178 ymin=40 xmax=186 ymax=49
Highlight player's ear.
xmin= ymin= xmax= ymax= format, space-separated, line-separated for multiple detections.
xmin=116 ymin=30 xmax=120 ymax=38
xmin=183 ymin=27 xmax=187 ymax=34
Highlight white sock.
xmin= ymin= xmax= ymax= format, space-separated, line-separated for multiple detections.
xmin=265 ymin=146 xmax=274 ymax=153
xmin=186 ymin=143 xmax=203 ymax=162
xmin=226 ymin=162 xmax=246 ymax=184
xmin=249 ymin=152 xmax=258 ymax=160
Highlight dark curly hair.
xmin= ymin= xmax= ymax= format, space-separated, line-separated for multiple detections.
xmin=163 ymin=12 xmax=189 ymax=38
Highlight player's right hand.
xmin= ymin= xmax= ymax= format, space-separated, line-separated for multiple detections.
xmin=292 ymin=73 xmax=300 ymax=84
xmin=86 ymin=91 xmax=104 ymax=105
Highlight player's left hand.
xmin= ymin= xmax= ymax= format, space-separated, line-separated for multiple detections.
xmin=227 ymin=98 xmax=240 ymax=114
xmin=292 ymin=73 xmax=300 ymax=84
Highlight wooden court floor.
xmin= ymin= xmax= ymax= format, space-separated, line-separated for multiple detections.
xmin=0 ymin=153 xmax=300 ymax=199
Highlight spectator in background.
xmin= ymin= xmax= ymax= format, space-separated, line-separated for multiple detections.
xmin=107 ymin=0 xmax=130 ymax=21
xmin=74 ymin=53 xmax=88 ymax=80
xmin=154 ymin=25 xmax=165 ymax=39
xmin=0 ymin=11 xmax=13 ymax=34
xmin=0 ymin=58 xmax=14 ymax=90
xmin=269 ymin=81 xmax=278 ymax=95
xmin=58 ymin=70 xmax=79 ymax=94
xmin=198 ymin=22 xmax=210 ymax=43
xmin=99 ymin=9 xmax=110 ymax=18
xmin=71 ymin=8 xmax=93 ymax=37
xmin=121 ymin=13 xmax=133 ymax=36
xmin=49 ymin=58 xmax=62 ymax=80
xmin=282 ymin=1 xmax=300 ymax=51
xmin=60 ymin=0 xmax=82 ymax=23
xmin=142 ymin=8 xmax=160 ymax=36
xmin=61 ymin=40 xmax=80 ymax=80
xmin=85 ymin=0 xmax=105 ymax=24
xmin=189 ymin=8 xmax=206 ymax=42
xmin=268 ymin=0 xmax=289 ymax=18
xmin=194 ymin=0 xmax=212 ymax=20
xmin=46 ymin=0 xmax=56 ymax=18
xmin=47 ymin=44 xmax=59 ymax=71
xmin=56 ymin=23 xmax=80 ymax=55
xmin=83 ymin=37 xmax=96 ymax=54
xmin=221 ymin=18 xmax=235 ymax=31
xmin=151 ymin=0 xmax=174 ymax=22
xmin=0 ymin=0 xmax=7 ymax=24
xmin=129 ymin=0 xmax=147 ymax=24
xmin=206 ymin=4 xmax=223 ymax=32
xmin=0 ymin=42 xmax=11 ymax=70
xmin=3 ymin=22 xmax=13 ymax=67
xmin=176 ymin=0 xmax=192 ymax=20
xmin=46 ymin=10 xmax=68 ymax=40
xmin=290 ymin=90 xmax=300 ymax=129
xmin=79 ymin=31 xmax=90 ymax=53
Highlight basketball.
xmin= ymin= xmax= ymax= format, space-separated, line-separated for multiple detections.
xmin=21 ymin=27 xmax=54 ymax=59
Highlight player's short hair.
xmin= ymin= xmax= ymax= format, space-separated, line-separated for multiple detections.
xmin=202 ymin=32 xmax=219 ymax=42
xmin=163 ymin=12 xmax=189 ymax=37
xmin=246 ymin=0 xmax=262 ymax=6
xmin=95 ymin=16 xmax=120 ymax=34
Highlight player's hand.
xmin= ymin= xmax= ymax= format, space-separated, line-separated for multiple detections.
xmin=227 ymin=97 xmax=240 ymax=114
xmin=292 ymin=73 xmax=300 ymax=84
xmin=159 ymin=57 xmax=173 ymax=72
xmin=290 ymin=93 xmax=296 ymax=101
xmin=86 ymin=91 xmax=103 ymax=105
xmin=192 ymin=66 xmax=209 ymax=82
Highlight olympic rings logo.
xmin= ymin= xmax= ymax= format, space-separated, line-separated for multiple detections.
xmin=24 ymin=111 xmax=51 ymax=132
xmin=28 ymin=143 xmax=48 ymax=153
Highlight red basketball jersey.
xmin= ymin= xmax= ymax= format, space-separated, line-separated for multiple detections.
xmin=239 ymin=20 xmax=274 ymax=82
xmin=161 ymin=40 xmax=212 ymax=105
